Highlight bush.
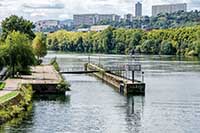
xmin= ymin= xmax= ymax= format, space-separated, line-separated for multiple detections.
xmin=0 ymin=82 xmax=6 ymax=90
xmin=0 ymin=84 xmax=33 ymax=124
xmin=56 ymin=80 xmax=70 ymax=92
xmin=50 ymin=57 xmax=60 ymax=71
xmin=160 ymin=41 xmax=176 ymax=55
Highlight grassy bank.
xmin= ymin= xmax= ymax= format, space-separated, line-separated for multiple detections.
xmin=0 ymin=84 xmax=33 ymax=125
xmin=0 ymin=92 xmax=19 ymax=104
xmin=50 ymin=58 xmax=70 ymax=92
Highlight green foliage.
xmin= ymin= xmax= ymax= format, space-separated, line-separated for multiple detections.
xmin=50 ymin=57 xmax=60 ymax=71
xmin=140 ymin=40 xmax=160 ymax=54
xmin=0 ymin=92 xmax=19 ymax=104
xmin=0 ymin=82 xmax=6 ymax=90
xmin=1 ymin=15 xmax=35 ymax=41
xmin=0 ymin=43 xmax=7 ymax=69
xmin=47 ymin=25 xmax=200 ymax=56
xmin=160 ymin=41 xmax=176 ymax=55
xmin=4 ymin=31 xmax=36 ymax=76
xmin=56 ymin=80 xmax=70 ymax=92
xmin=32 ymin=33 xmax=47 ymax=60
xmin=0 ymin=85 xmax=33 ymax=124
xmin=50 ymin=58 xmax=71 ymax=92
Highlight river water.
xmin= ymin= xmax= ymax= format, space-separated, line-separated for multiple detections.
xmin=1 ymin=52 xmax=200 ymax=133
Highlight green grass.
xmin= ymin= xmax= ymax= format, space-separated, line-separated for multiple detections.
xmin=0 ymin=82 xmax=6 ymax=90
xmin=0 ymin=91 xmax=19 ymax=104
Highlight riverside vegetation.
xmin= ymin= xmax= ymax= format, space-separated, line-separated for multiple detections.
xmin=47 ymin=26 xmax=200 ymax=57
xmin=0 ymin=15 xmax=47 ymax=76
xmin=0 ymin=82 xmax=5 ymax=90
xmin=0 ymin=85 xmax=33 ymax=124
xmin=0 ymin=15 xmax=70 ymax=125
xmin=50 ymin=58 xmax=71 ymax=92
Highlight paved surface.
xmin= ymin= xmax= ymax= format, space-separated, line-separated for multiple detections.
xmin=0 ymin=65 xmax=61 ymax=97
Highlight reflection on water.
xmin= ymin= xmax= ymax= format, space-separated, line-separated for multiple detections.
xmin=33 ymin=94 xmax=71 ymax=103
xmin=1 ymin=52 xmax=200 ymax=133
xmin=0 ymin=95 xmax=70 ymax=133
xmin=126 ymin=96 xmax=144 ymax=133
xmin=0 ymin=103 xmax=33 ymax=133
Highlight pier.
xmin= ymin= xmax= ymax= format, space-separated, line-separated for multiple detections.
xmin=0 ymin=65 xmax=63 ymax=98
xmin=60 ymin=63 xmax=145 ymax=95
xmin=85 ymin=63 xmax=145 ymax=95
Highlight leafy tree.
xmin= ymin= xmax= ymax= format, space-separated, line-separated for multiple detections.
xmin=160 ymin=41 xmax=175 ymax=55
xmin=1 ymin=15 xmax=35 ymax=40
xmin=5 ymin=31 xmax=36 ymax=77
xmin=195 ymin=42 xmax=200 ymax=57
xmin=0 ymin=44 xmax=7 ymax=69
xmin=32 ymin=33 xmax=47 ymax=60
xmin=46 ymin=25 xmax=200 ymax=57
xmin=140 ymin=40 xmax=157 ymax=54
xmin=115 ymin=42 xmax=125 ymax=54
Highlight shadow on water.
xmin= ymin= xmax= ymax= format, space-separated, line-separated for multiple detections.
xmin=125 ymin=95 xmax=145 ymax=133
xmin=33 ymin=94 xmax=71 ymax=104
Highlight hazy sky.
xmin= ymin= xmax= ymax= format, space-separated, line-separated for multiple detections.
xmin=0 ymin=0 xmax=199 ymax=21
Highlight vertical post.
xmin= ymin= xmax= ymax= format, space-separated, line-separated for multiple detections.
xmin=98 ymin=55 xmax=100 ymax=66
xmin=132 ymin=96 xmax=135 ymax=114
xmin=132 ymin=71 xmax=135 ymax=83
xmin=142 ymin=71 xmax=144 ymax=83
xmin=88 ymin=54 xmax=90 ymax=64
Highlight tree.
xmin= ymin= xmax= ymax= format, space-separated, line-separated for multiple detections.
xmin=141 ymin=40 xmax=156 ymax=54
xmin=160 ymin=41 xmax=175 ymax=55
xmin=46 ymin=25 xmax=200 ymax=57
xmin=5 ymin=31 xmax=36 ymax=77
xmin=32 ymin=33 xmax=47 ymax=60
xmin=1 ymin=15 xmax=35 ymax=40
xmin=0 ymin=44 xmax=7 ymax=69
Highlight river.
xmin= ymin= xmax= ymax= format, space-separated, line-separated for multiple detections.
xmin=1 ymin=52 xmax=200 ymax=133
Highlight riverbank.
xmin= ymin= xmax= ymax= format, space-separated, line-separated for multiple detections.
xmin=0 ymin=64 xmax=69 ymax=125
xmin=0 ymin=85 xmax=32 ymax=124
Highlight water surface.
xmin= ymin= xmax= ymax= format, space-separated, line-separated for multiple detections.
xmin=1 ymin=52 xmax=200 ymax=133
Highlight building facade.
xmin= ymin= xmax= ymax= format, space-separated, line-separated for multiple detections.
xmin=90 ymin=25 xmax=110 ymax=32
xmin=73 ymin=14 xmax=97 ymax=26
xmin=135 ymin=2 xmax=142 ymax=17
xmin=73 ymin=14 xmax=120 ymax=26
xmin=152 ymin=3 xmax=187 ymax=16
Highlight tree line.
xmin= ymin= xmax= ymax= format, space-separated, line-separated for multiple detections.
xmin=47 ymin=26 xmax=200 ymax=56
xmin=97 ymin=10 xmax=200 ymax=30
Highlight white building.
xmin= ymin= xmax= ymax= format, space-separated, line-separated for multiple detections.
xmin=73 ymin=14 xmax=120 ymax=26
xmin=152 ymin=3 xmax=187 ymax=16
xmin=90 ymin=25 xmax=110 ymax=32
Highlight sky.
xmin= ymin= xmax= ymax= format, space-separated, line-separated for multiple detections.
xmin=0 ymin=0 xmax=200 ymax=22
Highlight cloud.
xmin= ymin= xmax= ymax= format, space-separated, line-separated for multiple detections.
xmin=22 ymin=3 xmax=65 ymax=9
xmin=31 ymin=12 xmax=47 ymax=17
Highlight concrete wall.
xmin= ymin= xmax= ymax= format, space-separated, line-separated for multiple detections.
xmin=86 ymin=63 xmax=145 ymax=95
xmin=32 ymin=84 xmax=63 ymax=94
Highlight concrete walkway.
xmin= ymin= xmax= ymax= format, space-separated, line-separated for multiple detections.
xmin=0 ymin=65 xmax=61 ymax=97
